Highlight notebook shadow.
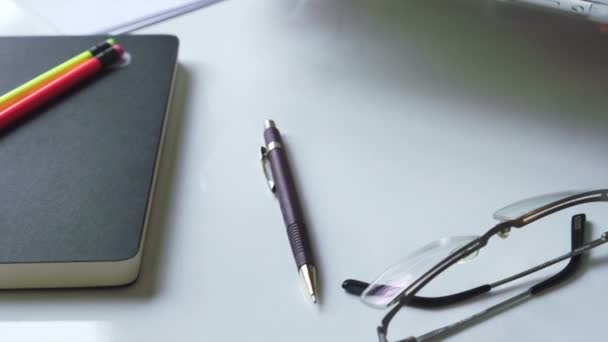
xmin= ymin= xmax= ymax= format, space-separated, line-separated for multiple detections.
xmin=0 ymin=63 xmax=192 ymax=310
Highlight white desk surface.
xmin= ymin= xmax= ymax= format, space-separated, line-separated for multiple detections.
xmin=1 ymin=0 xmax=608 ymax=341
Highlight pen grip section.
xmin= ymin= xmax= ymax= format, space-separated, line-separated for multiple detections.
xmin=287 ymin=221 xmax=313 ymax=267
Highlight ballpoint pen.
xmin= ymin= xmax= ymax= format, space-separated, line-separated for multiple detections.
xmin=261 ymin=119 xmax=319 ymax=304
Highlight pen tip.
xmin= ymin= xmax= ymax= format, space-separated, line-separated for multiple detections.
xmin=311 ymin=294 xmax=317 ymax=304
xmin=264 ymin=119 xmax=276 ymax=129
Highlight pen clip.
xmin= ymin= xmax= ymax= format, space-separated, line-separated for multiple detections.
xmin=260 ymin=146 xmax=276 ymax=193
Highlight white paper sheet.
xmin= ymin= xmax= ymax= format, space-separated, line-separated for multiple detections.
xmin=17 ymin=0 xmax=223 ymax=34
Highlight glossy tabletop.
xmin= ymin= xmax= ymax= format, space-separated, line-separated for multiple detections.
xmin=1 ymin=0 xmax=607 ymax=341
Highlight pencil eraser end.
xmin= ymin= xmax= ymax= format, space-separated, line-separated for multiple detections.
xmin=112 ymin=44 xmax=125 ymax=58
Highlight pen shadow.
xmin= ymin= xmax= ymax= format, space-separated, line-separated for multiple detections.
xmin=0 ymin=63 xmax=192 ymax=313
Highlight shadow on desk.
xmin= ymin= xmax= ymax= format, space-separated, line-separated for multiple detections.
xmin=0 ymin=63 xmax=193 ymax=311
xmin=283 ymin=0 xmax=608 ymax=137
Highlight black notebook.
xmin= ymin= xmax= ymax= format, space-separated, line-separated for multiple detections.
xmin=0 ymin=35 xmax=178 ymax=288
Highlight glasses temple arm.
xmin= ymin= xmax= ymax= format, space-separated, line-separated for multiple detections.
xmin=408 ymin=291 xmax=532 ymax=342
xmin=529 ymin=213 xmax=585 ymax=295
xmin=403 ymin=214 xmax=593 ymax=342
xmin=342 ymin=279 xmax=492 ymax=308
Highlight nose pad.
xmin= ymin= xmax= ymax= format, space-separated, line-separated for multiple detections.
xmin=498 ymin=227 xmax=511 ymax=239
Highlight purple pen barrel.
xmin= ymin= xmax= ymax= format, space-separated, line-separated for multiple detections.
xmin=263 ymin=120 xmax=314 ymax=268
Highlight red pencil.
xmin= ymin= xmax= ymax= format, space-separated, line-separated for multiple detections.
xmin=0 ymin=44 xmax=124 ymax=130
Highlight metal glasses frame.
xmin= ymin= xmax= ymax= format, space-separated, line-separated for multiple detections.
xmin=345 ymin=189 xmax=608 ymax=341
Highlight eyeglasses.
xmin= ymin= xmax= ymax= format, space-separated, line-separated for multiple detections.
xmin=343 ymin=190 xmax=608 ymax=342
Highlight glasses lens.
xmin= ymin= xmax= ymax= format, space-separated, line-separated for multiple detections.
xmin=493 ymin=190 xmax=590 ymax=222
xmin=361 ymin=236 xmax=479 ymax=308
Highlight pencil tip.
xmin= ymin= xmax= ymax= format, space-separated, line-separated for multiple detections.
xmin=112 ymin=44 xmax=125 ymax=58
xmin=311 ymin=294 xmax=317 ymax=304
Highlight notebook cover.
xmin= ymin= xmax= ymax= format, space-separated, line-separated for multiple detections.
xmin=0 ymin=35 xmax=178 ymax=266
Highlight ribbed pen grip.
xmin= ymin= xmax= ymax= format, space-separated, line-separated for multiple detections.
xmin=287 ymin=221 xmax=313 ymax=268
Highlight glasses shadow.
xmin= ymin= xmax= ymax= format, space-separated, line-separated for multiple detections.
xmin=280 ymin=0 xmax=608 ymax=139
